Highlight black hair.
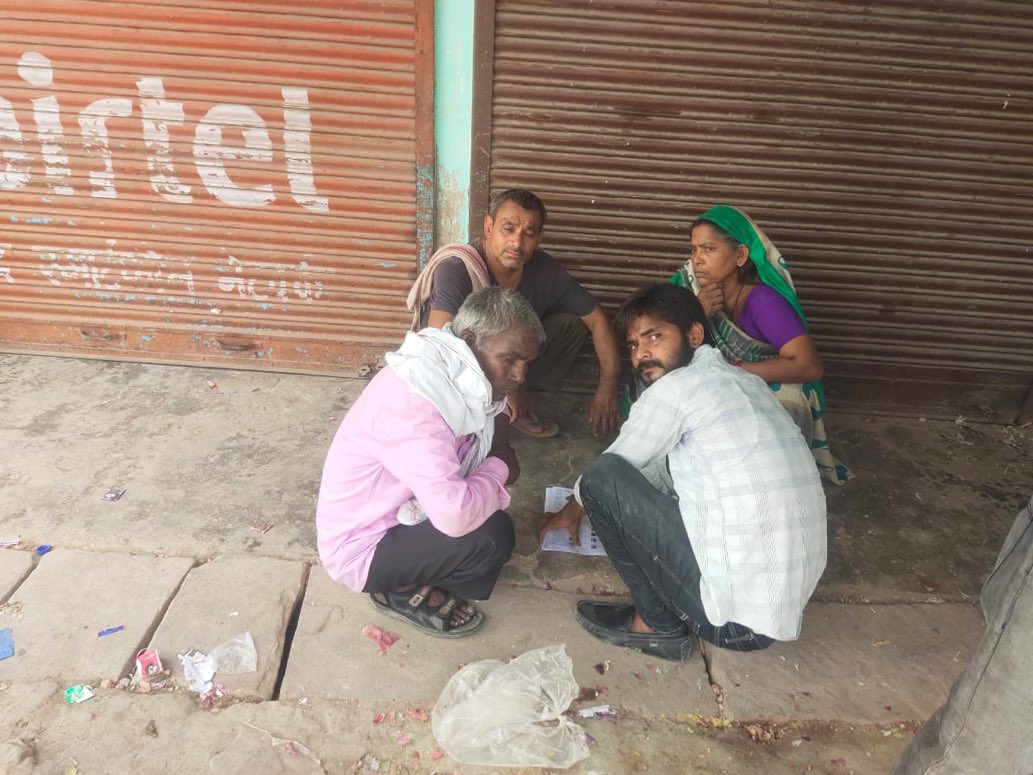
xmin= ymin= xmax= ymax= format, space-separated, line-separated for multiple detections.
xmin=613 ymin=283 xmax=712 ymax=344
xmin=690 ymin=217 xmax=759 ymax=283
xmin=488 ymin=189 xmax=547 ymax=226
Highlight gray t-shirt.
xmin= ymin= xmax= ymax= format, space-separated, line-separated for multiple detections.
xmin=419 ymin=239 xmax=598 ymax=327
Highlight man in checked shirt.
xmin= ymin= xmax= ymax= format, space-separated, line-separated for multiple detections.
xmin=540 ymin=283 xmax=827 ymax=661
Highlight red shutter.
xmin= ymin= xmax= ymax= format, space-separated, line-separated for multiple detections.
xmin=0 ymin=0 xmax=431 ymax=374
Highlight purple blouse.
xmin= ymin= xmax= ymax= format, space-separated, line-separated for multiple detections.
xmin=736 ymin=284 xmax=807 ymax=350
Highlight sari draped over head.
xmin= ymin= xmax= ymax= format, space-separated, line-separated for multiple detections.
xmin=671 ymin=205 xmax=851 ymax=485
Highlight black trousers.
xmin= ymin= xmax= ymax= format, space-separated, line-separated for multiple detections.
xmin=362 ymin=510 xmax=515 ymax=601
xmin=526 ymin=313 xmax=590 ymax=392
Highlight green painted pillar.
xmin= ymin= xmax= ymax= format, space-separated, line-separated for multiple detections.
xmin=433 ymin=0 xmax=475 ymax=254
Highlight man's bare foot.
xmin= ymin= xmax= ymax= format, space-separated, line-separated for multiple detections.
xmin=629 ymin=610 xmax=656 ymax=634
xmin=509 ymin=411 xmax=560 ymax=438
xmin=392 ymin=585 xmax=475 ymax=628
xmin=576 ymin=600 xmax=692 ymax=662
xmin=371 ymin=586 xmax=484 ymax=638
xmin=425 ymin=588 xmax=476 ymax=628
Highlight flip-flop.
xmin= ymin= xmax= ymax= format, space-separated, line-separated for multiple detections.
xmin=510 ymin=411 xmax=560 ymax=438
xmin=370 ymin=586 xmax=484 ymax=638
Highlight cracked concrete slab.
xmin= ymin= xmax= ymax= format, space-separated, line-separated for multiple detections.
xmin=2 ymin=689 xmax=914 ymax=775
xmin=280 ymin=568 xmax=715 ymax=717
xmin=1 ymin=352 xmax=1031 ymax=773
xmin=148 ymin=555 xmax=308 ymax=699
xmin=2 ymin=353 xmax=1031 ymax=601
xmin=0 ymin=681 xmax=59 ymax=741
xmin=0 ymin=549 xmax=194 ymax=684
xmin=707 ymin=602 xmax=983 ymax=725
xmin=0 ymin=354 xmax=343 ymax=562
xmin=0 ymin=550 xmax=33 ymax=601
xmin=502 ymin=541 xmax=628 ymax=597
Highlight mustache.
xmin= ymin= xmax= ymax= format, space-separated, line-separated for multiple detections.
xmin=498 ymin=379 xmax=520 ymax=395
xmin=634 ymin=359 xmax=663 ymax=377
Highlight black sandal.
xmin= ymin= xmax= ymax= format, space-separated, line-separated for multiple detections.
xmin=370 ymin=586 xmax=484 ymax=638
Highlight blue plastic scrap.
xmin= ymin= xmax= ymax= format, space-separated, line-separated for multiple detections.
xmin=0 ymin=628 xmax=14 ymax=660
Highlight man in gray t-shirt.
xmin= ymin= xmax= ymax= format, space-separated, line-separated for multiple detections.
xmin=409 ymin=189 xmax=621 ymax=438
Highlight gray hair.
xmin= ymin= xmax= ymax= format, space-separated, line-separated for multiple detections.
xmin=452 ymin=287 xmax=547 ymax=348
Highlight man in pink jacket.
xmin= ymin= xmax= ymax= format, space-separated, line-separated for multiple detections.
xmin=317 ymin=288 xmax=545 ymax=637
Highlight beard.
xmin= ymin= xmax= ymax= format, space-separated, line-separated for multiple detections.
xmin=635 ymin=339 xmax=694 ymax=386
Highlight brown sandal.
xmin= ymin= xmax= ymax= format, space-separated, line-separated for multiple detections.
xmin=510 ymin=411 xmax=560 ymax=438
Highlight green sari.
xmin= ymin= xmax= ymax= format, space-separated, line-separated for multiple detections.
xmin=671 ymin=205 xmax=850 ymax=485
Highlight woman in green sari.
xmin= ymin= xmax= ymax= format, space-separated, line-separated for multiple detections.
xmin=671 ymin=205 xmax=850 ymax=485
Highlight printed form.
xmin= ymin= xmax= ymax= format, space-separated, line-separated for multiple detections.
xmin=540 ymin=486 xmax=607 ymax=557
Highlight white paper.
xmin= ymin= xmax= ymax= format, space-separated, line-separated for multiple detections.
xmin=179 ymin=648 xmax=216 ymax=693
xmin=396 ymin=498 xmax=428 ymax=526
xmin=541 ymin=486 xmax=570 ymax=514
xmin=540 ymin=486 xmax=607 ymax=557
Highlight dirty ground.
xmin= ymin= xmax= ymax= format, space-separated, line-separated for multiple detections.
xmin=1 ymin=352 xmax=1030 ymax=774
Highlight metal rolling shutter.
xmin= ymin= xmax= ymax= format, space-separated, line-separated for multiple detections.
xmin=0 ymin=0 xmax=429 ymax=374
xmin=488 ymin=0 xmax=1033 ymax=419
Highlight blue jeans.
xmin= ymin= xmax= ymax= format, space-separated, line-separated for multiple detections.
xmin=893 ymin=496 xmax=1033 ymax=774
xmin=579 ymin=453 xmax=773 ymax=651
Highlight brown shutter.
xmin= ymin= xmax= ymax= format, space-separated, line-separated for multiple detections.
xmin=488 ymin=0 xmax=1033 ymax=420
xmin=0 ymin=0 xmax=430 ymax=374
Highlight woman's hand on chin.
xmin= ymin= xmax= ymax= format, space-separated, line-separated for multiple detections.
xmin=696 ymin=283 xmax=724 ymax=317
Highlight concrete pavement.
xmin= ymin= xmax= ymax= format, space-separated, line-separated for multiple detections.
xmin=1 ymin=351 xmax=1031 ymax=773
xmin=0 ymin=543 xmax=960 ymax=774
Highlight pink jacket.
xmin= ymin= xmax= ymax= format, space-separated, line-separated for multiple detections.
xmin=316 ymin=367 xmax=511 ymax=591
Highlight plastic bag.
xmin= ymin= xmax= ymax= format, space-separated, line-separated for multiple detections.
xmin=431 ymin=644 xmax=589 ymax=769
xmin=209 ymin=632 xmax=258 ymax=674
